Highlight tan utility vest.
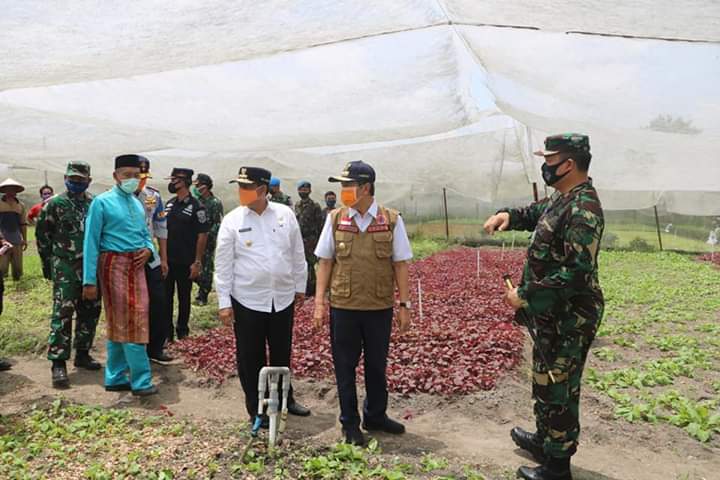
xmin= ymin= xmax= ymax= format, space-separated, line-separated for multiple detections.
xmin=329 ymin=205 xmax=399 ymax=311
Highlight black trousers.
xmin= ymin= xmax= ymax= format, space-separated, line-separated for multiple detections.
xmin=330 ymin=307 xmax=392 ymax=428
xmin=0 ymin=275 xmax=4 ymax=315
xmin=232 ymin=298 xmax=296 ymax=418
xmin=165 ymin=262 xmax=192 ymax=340
xmin=145 ymin=265 xmax=170 ymax=356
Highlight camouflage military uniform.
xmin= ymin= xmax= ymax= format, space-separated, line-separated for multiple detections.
xmin=270 ymin=191 xmax=292 ymax=207
xmin=501 ymin=179 xmax=604 ymax=459
xmin=36 ymin=189 xmax=101 ymax=361
xmin=195 ymin=193 xmax=224 ymax=298
xmin=294 ymin=197 xmax=324 ymax=295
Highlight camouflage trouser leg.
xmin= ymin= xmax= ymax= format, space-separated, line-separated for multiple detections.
xmin=47 ymin=260 xmax=101 ymax=361
xmin=305 ymin=251 xmax=317 ymax=296
xmin=195 ymin=238 xmax=216 ymax=297
xmin=532 ymin=310 xmax=601 ymax=458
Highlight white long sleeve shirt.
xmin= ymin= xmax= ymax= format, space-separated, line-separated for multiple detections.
xmin=214 ymin=201 xmax=307 ymax=312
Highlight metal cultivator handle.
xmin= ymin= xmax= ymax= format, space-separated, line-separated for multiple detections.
xmin=252 ymin=366 xmax=292 ymax=448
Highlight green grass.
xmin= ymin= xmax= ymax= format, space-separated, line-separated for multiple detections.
xmin=409 ymin=236 xmax=454 ymax=260
xmin=0 ymin=227 xmax=55 ymax=356
xmin=406 ymin=220 xmax=717 ymax=253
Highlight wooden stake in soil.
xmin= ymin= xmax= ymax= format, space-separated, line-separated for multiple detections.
xmin=418 ymin=279 xmax=423 ymax=322
xmin=476 ymin=249 xmax=480 ymax=279
xmin=501 ymin=241 xmax=506 ymax=261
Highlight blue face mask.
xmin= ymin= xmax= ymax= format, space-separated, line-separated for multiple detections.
xmin=65 ymin=180 xmax=89 ymax=194
xmin=119 ymin=178 xmax=140 ymax=194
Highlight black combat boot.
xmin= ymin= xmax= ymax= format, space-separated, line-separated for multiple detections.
xmin=74 ymin=350 xmax=102 ymax=370
xmin=517 ymin=456 xmax=572 ymax=480
xmin=511 ymin=426 xmax=546 ymax=463
xmin=0 ymin=358 xmax=12 ymax=371
xmin=342 ymin=426 xmax=366 ymax=446
xmin=51 ymin=360 xmax=70 ymax=389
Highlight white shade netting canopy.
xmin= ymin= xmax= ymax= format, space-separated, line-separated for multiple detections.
xmin=1 ymin=0 xmax=719 ymax=215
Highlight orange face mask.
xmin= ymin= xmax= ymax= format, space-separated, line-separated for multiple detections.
xmin=238 ymin=187 xmax=259 ymax=206
xmin=341 ymin=186 xmax=359 ymax=207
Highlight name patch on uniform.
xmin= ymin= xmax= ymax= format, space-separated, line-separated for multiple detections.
xmin=339 ymin=217 xmax=353 ymax=226
xmin=367 ymin=224 xmax=390 ymax=233
xmin=238 ymin=227 xmax=252 ymax=233
xmin=337 ymin=224 xmax=359 ymax=233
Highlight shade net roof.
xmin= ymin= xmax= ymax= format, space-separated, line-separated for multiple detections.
xmin=1 ymin=0 xmax=719 ymax=215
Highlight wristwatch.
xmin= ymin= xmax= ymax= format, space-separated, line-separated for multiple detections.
xmin=398 ymin=301 xmax=412 ymax=310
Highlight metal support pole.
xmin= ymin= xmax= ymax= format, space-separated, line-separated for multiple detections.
xmin=653 ymin=205 xmax=663 ymax=251
xmin=532 ymin=182 xmax=539 ymax=202
xmin=442 ymin=187 xmax=449 ymax=240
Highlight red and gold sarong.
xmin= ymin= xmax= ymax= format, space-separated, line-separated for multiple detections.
xmin=98 ymin=251 xmax=149 ymax=344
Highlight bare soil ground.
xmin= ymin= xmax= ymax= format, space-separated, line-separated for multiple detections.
xmin=2 ymin=340 xmax=717 ymax=480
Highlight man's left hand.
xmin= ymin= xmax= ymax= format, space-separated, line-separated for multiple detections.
xmin=397 ymin=307 xmax=411 ymax=335
xmin=134 ymin=249 xmax=152 ymax=269
xmin=21 ymin=239 xmax=28 ymax=251
xmin=189 ymin=262 xmax=201 ymax=280
xmin=161 ymin=260 xmax=169 ymax=279
xmin=504 ymin=287 xmax=524 ymax=311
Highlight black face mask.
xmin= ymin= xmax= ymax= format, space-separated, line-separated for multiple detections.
xmin=168 ymin=182 xmax=178 ymax=194
xmin=541 ymin=159 xmax=570 ymax=186
xmin=298 ymin=192 xmax=310 ymax=200
xmin=326 ymin=199 xmax=336 ymax=208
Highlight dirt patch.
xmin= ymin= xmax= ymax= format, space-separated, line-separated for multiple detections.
xmin=2 ymin=340 xmax=718 ymax=479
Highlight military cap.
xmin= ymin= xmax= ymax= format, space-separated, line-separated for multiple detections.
xmin=195 ymin=173 xmax=213 ymax=189
xmin=328 ymin=160 xmax=375 ymax=183
xmin=230 ymin=167 xmax=272 ymax=186
xmin=115 ymin=154 xmax=144 ymax=169
xmin=65 ymin=161 xmax=91 ymax=179
xmin=534 ymin=133 xmax=590 ymax=156
xmin=269 ymin=177 xmax=281 ymax=187
xmin=165 ymin=167 xmax=194 ymax=179
xmin=297 ymin=180 xmax=311 ymax=189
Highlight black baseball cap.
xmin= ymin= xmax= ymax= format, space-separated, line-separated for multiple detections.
xmin=230 ymin=166 xmax=272 ymax=186
xmin=165 ymin=168 xmax=194 ymax=180
xmin=328 ymin=161 xmax=375 ymax=183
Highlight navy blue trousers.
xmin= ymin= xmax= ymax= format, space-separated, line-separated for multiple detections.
xmin=330 ymin=307 xmax=392 ymax=428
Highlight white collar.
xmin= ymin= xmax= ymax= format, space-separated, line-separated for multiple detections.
xmin=348 ymin=200 xmax=378 ymax=219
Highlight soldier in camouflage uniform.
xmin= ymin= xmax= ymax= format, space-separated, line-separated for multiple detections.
xmin=484 ymin=134 xmax=603 ymax=480
xmin=322 ymin=190 xmax=337 ymax=218
xmin=36 ymin=161 xmax=102 ymax=389
xmin=192 ymin=173 xmax=224 ymax=305
xmin=294 ymin=180 xmax=325 ymax=296
xmin=268 ymin=176 xmax=292 ymax=207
